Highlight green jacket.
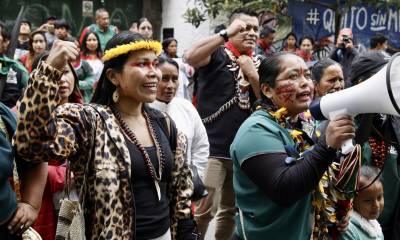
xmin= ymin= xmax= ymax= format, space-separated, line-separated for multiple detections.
xmin=0 ymin=55 xmax=29 ymax=107
xmin=0 ymin=102 xmax=33 ymax=222
xmin=230 ymin=110 xmax=313 ymax=240
xmin=88 ymin=24 xmax=117 ymax=52
xmin=340 ymin=211 xmax=384 ymax=240
xmin=75 ymin=60 xmax=95 ymax=103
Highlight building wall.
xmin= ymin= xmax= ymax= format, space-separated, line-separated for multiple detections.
xmin=161 ymin=0 xmax=214 ymax=56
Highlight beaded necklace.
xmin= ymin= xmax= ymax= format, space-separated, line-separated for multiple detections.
xmin=368 ymin=137 xmax=387 ymax=169
xmin=111 ymin=105 xmax=165 ymax=201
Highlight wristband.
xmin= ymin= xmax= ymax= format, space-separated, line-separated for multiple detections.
xmin=219 ymin=29 xmax=229 ymax=42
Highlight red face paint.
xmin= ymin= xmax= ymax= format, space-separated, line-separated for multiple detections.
xmin=275 ymin=82 xmax=296 ymax=103
xmin=298 ymin=68 xmax=307 ymax=76
xmin=129 ymin=59 xmax=159 ymax=69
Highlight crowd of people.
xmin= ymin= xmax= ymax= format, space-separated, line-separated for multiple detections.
xmin=0 ymin=5 xmax=399 ymax=240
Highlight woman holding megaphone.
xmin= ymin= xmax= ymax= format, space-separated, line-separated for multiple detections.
xmin=230 ymin=52 xmax=355 ymax=239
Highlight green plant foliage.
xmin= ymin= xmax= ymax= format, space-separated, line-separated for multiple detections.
xmin=183 ymin=0 xmax=400 ymax=34
xmin=183 ymin=7 xmax=207 ymax=28
xmin=183 ymin=0 xmax=290 ymax=28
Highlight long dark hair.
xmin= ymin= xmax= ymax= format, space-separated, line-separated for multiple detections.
xmin=280 ymin=32 xmax=298 ymax=51
xmin=299 ymin=36 xmax=315 ymax=48
xmin=311 ymin=58 xmax=340 ymax=83
xmin=138 ymin=17 xmax=151 ymax=28
xmin=158 ymin=56 xmax=179 ymax=70
xmin=28 ymin=31 xmax=47 ymax=55
xmin=80 ymin=31 xmax=102 ymax=58
xmin=162 ymin=38 xmax=177 ymax=58
xmin=91 ymin=31 xmax=147 ymax=105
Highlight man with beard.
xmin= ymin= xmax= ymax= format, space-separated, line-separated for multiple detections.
xmin=184 ymin=8 xmax=260 ymax=240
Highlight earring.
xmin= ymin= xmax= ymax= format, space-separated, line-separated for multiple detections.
xmin=112 ymin=90 xmax=119 ymax=103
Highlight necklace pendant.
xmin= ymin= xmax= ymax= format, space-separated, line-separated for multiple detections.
xmin=154 ymin=181 xmax=161 ymax=201
xmin=238 ymin=90 xmax=250 ymax=110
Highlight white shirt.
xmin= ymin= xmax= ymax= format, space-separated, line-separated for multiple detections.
xmin=150 ymin=98 xmax=209 ymax=180
xmin=86 ymin=58 xmax=104 ymax=82
xmin=173 ymin=58 xmax=194 ymax=101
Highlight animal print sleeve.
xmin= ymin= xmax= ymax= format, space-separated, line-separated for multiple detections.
xmin=170 ymin=131 xmax=194 ymax=239
xmin=14 ymin=61 xmax=90 ymax=163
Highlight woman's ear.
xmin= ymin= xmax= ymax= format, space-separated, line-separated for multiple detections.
xmin=261 ymin=83 xmax=274 ymax=99
xmin=106 ymin=69 xmax=120 ymax=86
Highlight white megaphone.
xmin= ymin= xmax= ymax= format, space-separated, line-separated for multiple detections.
xmin=310 ymin=53 xmax=400 ymax=154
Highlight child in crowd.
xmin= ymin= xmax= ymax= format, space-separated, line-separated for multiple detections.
xmin=341 ymin=166 xmax=384 ymax=240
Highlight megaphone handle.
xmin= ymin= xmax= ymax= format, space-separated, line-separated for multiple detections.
xmin=341 ymin=139 xmax=354 ymax=155
xmin=328 ymin=109 xmax=354 ymax=155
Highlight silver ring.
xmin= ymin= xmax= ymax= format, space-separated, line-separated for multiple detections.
xmin=20 ymin=224 xmax=25 ymax=230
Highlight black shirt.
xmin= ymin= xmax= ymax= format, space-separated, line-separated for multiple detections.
xmin=196 ymin=46 xmax=253 ymax=159
xmin=17 ymin=41 xmax=29 ymax=51
xmin=241 ymin=140 xmax=337 ymax=206
xmin=124 ymin=121 xmax=173 ymax=240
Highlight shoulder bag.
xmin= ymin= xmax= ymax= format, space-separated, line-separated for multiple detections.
xmin=55 ymin=108 xmax=96 ymax=240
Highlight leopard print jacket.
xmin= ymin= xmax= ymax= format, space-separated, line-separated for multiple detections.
xmin=14 ymin=61 xmax=194 ymax=239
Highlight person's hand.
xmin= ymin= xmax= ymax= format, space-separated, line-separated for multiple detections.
xmin=226 ymin=19 xmax=247 ymax=38
xmin=344 ymin=38 xmax=354 ymax=50
xmin=8 ymin=202 xmax=39 ymax=234
xmin=237 ymin=55 xmax=260 ymax=98
xmin=237 ymin=55 xmax=257 ymax=80
xmin=36 ymin=23 xmax=47 ymax=32
xmin=336 ymin=35 xmax=354 ymax=50
xmin=46 ymin=40 xmax=79 ymax=71
xmin=37 ymin=23 xmax=55 ymax=33
xmin=325 ymin=115 xmax=355 ymax=149
xmin=336 ymin=214 xmax=350 ymax=232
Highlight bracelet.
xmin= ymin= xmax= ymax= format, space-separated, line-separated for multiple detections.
xmin=218 ymin=29 xmax=229 ymax=42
